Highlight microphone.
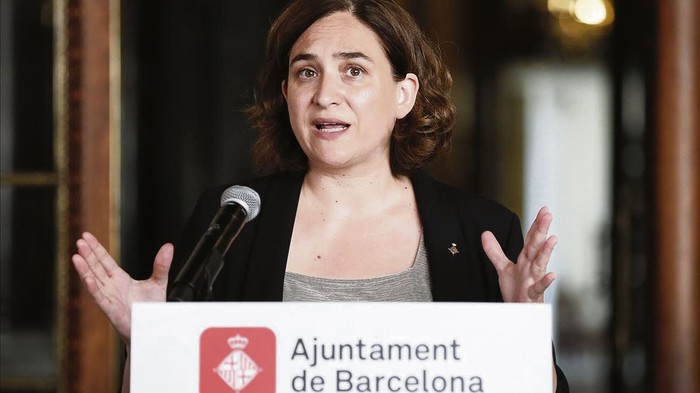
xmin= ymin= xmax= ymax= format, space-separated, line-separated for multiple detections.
xmin=167 ymin=185 xmax=261 ymax=301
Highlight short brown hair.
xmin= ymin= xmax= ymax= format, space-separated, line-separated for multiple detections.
xmin=247 ymin=0 xmax=456 ymax=176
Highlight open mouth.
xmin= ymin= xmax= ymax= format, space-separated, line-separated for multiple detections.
xmin=313 ymin=121 xmax=350 ymax=133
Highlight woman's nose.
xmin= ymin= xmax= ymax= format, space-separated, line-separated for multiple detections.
xmin=312 ymin=74 xmax=342 ymax=107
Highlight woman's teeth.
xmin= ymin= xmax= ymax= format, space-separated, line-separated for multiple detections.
xmin=315 ymin=123 xmax=348 ymax=132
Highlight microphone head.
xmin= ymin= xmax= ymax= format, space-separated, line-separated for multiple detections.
xmin=220 ymin=185 xmax=261 ymax=222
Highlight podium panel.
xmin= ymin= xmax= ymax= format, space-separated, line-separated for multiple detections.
xmin=131 ymin=302 xmax=552 ymax=392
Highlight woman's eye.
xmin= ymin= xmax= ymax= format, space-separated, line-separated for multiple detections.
xmin=298 ymin=68 xmax=317 ymax=79
xmin=346 ymin=66 xmax=364 ymax=77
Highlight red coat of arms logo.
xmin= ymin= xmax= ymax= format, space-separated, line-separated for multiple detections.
xmin=200 ymin=327 xmax=276 ymax=392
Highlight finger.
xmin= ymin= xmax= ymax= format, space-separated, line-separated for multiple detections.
xmin=532 ymin=235 xmax=558 ymax=271
xmin=522 ymin=207 xmax=552 ymax=261
xmin=151 ymin=243 xmax=174 ymax=286
xmin=481 ymin=231 xmax=512 ymax=273
xmin=75 ymin=238 xmax=110 ymax=284
xmin=523 ymin=207 xmax=551 ymax=253
xmin=71 ymin=252 xmax=95 ymax=281
xmin=72 ymin=254 xmax=109 ymax=304
xmin=82 ymin=232 xmax=121 ymax=276
xmin=529 ymin=272 xmax=557 ymax=300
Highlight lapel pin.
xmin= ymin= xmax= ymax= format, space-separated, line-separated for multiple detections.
xmin=448 ymin=243 xmax=460 ymax=255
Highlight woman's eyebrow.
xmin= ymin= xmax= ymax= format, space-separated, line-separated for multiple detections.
xmin=290 ymin=53 xmax=317 ymax=65
xmin=289 ymin=51 xmax=374 ymax=66
xmin=335 ymin=51 xmax=373 ymax=63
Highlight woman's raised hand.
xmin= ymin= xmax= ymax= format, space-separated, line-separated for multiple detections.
xmin=481 ymin=207 xmax=558 ymax=303
xmin=71 ymin=232 xmax=173 ymax=345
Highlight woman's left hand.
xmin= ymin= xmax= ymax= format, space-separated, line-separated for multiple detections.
xmin=481 ymin=206 xmax=558 ymax=303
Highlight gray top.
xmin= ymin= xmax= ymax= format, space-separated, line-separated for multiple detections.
xmin=283 ymin=235 xmax=432 ymax=302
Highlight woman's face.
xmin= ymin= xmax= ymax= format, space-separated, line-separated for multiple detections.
xmin=283 ymin=12 xmax=417 ymax=175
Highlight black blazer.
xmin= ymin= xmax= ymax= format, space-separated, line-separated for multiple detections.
xmin=168 ymin=171 xmax=569 ymax=391
xmin=169 ymin=171 xmax=520 ymax=301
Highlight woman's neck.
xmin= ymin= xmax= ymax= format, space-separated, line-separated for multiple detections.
xmin=302 ymin=166 xmax=412 ymax=214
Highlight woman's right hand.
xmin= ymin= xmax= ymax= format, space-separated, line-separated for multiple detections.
xmin=71 ymin=232 xmax=173 ymax=346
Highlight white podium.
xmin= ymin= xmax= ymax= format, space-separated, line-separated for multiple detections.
xmin=131 ymin=302 xmax=553 ymax=392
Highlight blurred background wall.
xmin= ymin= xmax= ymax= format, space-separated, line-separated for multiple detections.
xmin=1 ymin=0 xmax=697 ymax=392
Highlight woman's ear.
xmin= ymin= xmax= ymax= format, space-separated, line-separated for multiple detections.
xmin=281 ymin=79 xmax=288 ymax=101
xmin=395 ymin=73 xmax=419 ymax=119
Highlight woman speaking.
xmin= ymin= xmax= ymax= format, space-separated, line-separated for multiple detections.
xmin=72 ymin=0 xmax=568 ymax=391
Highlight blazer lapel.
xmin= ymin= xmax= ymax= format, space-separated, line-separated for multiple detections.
xmin=411 ymin=171 xmax=485 ymax=301
xmin=242 ymin=173 xmax=304 ymax=300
